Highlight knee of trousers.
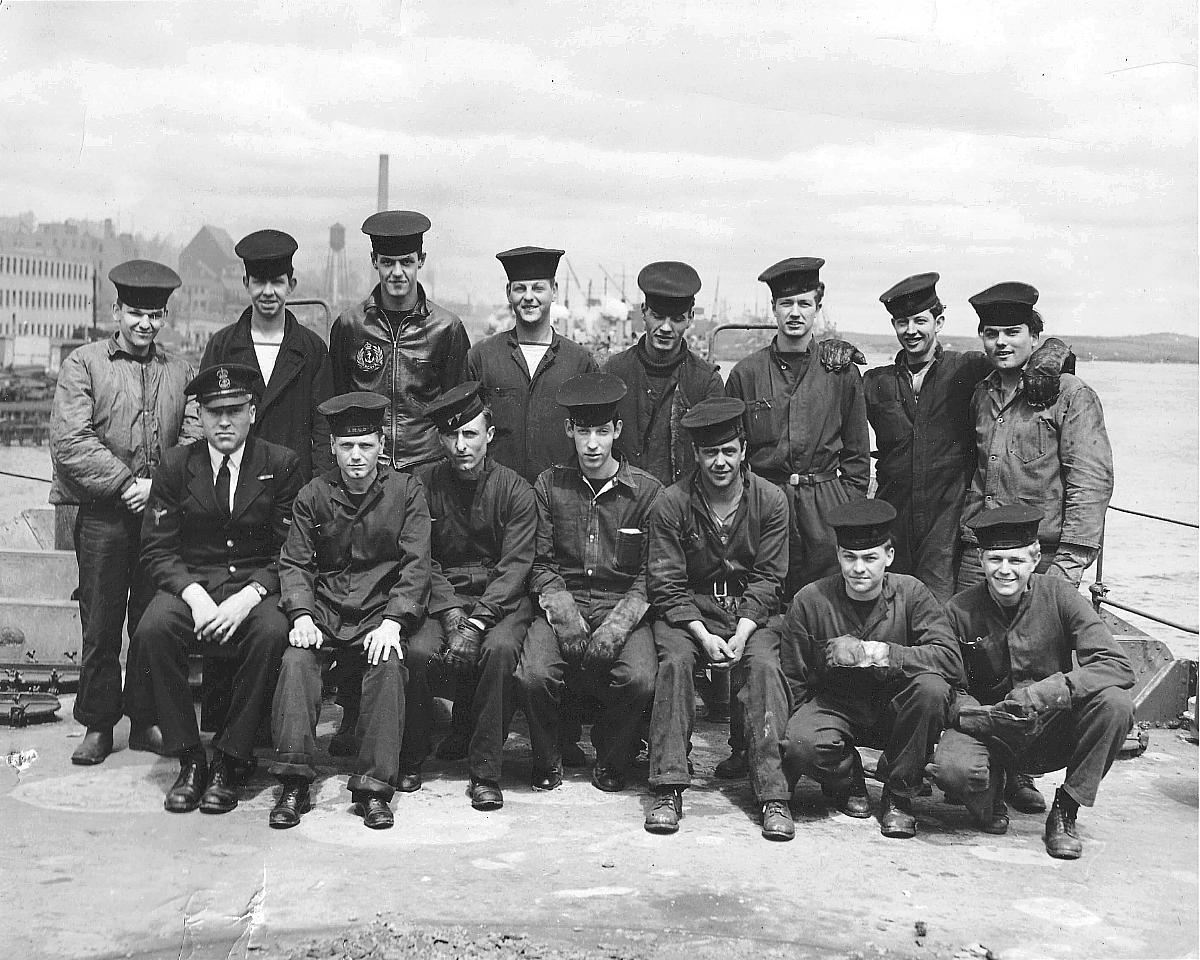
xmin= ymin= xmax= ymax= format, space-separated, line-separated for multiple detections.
xmin=782 ymin=729 xmax=838 ymax=772
xmin=478 ymin=633 xmax=521 ymax=676
xmin=1082 ymin=685 xmax=1135 ymax=732
xmin=240 ymin=614 xmax=289 ymax=659
xmin=516 ymin=662 xmax=561 ymax=701
xmin=900 ymin=673 xmax=952 ymax=712
xmin=611 ymin=664 xmax=656 ymax=707
xmin=278 ymin=646 xmax=318 ymax=683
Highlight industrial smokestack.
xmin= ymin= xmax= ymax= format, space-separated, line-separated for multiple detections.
xmin=377 ymin=154 xmax=389 ymax=212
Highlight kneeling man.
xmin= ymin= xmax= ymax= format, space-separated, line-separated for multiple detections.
xmin=269 ymin=392 xmax=432 ymax=829
xmin=761 ymin=500 xmax=962 ymax=838
xmin=931 ymin=505 xmax=1134 ymax=859
xmin=139 ymin=364 xmax=302 ymax=813
xmin=644 ymin=397 xmax=788 ymax=833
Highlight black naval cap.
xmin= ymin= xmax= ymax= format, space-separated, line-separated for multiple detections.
xmin=496 ymin=246 xmax=565 ymax=283
xmin=109 ymin=260 xmax=182 ymax=311
xmin=969 ymin=282 xmax=1039 ymax=327
xmin=234 ymin=229 xmax=298 ymax=279
xmin=680 ymin=397 xmax=746 ymax=447
xmin=969 ymin=505 xmax=1043 ymax=550
xmin=424 ymin=381 xmax=488 ymax=433
xmin=880 ymin=272 xmax=942 ymax=320
xmin=317 ymin=391 xmax=389 ymax=437
xmin=557 ymin=373 xmax=627 ymax=427
xmin=826 ymin=499 xmax=897 ymax=551
xmin=185 ymin=363 xmax=263 ymax=409
xmin=638 ymin=261 xmax=702 ymax=316
xmin=758 ymin=257 xmax=825 ymax=299
xmin=362 ymin=210 xmax=431 ymax=257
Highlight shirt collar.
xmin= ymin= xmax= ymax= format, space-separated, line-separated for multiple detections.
xmin=106 ymin=332 xmax=158 ymax=362
xmin=208 ymin=442 xmax=246 ymax=473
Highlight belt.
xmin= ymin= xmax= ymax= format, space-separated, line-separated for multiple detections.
xmin=698 ymin=581 xmax=744 ymax=600
xmin=760 ymin=469 xmax=839 ymax=487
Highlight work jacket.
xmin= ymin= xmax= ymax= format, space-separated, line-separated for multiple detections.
xmin=603 ymin=338 xmax=724 ymax=486
xmin=325 ymin=284 xmax=470 ymax=470
xmin=201 ymin=308 xmax=333 ymax=482
xmin=467 ymin=328 xmax=598 ymax=485
xmin=648 ymin=469 xmax=788 ymax=629
xmin=50 ymin=335 xmax=200 ymax=505
xmin=279 ymin=467 xmax=432 ymax=644
xmin=414 ymin=457 xmax=536 ymax=630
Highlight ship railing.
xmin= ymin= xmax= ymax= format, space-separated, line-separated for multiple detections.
xmin=286 ymin=297 xmax=333 ymax=340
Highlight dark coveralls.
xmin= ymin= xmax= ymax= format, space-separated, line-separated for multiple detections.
xmin=517 ymin=461 xmax=662 ymax=771
xmin=467 ymin=329 xmax=598 ymax=485
xmin=324 ymin=284 xmax=470 ymax=470
xmin=724 ymin=338 xmax=870 ymax=594
xmin=931 ymin=576 xmax=1134 ymax=819
xmin=410 ymin=457 xmax=537 ymax=783
xmin=201 ymin=308 xmax=334 ymax=483
xmin=137 ymin=437 xmax=303 ymax=762
xmin=863 ymin=348 xmax=991 ymax=602
xmin=744 ymin=573 xmax=962 ymax=803
xmin=646 ymin=470 xmax=788 ymax=789
xmin=603 ymin=338 xmax=725 ymax=487
xmin=270 ymin=468 xmax=432 ymax=800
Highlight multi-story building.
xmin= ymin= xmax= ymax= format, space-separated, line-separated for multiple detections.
xmin=0 ymin=249 xmax=94 ymax=371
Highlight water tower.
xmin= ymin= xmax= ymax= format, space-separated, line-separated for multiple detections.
xmin=323 ymin=223 xmax=353 ymax=310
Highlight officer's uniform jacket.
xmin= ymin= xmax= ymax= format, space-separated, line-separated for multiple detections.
xmin=945 ymin=575 xmax=1134 ymax=711
xmin=325 ymin=284 xmax=470 ymax=470
xmin=278 ymin=467 xmax=432 ymax=645
xmin=50 ymin=335 xmax=200 ymax=505
xmin=961 ymin=372 xmax=1113 ymax=551
xmin=414 ymin=457 xmax=536 ymax=629
xmin=779 ymin=573 xmax=965 ymax=708
xmin=201 ymin=308 xmax=334 ymax=482
xmin=648 ymin=470 xmax=788 ymax=630
xmin=467 ymin=328 xmax=598 ymax=485
xmin=603 ymin=338 xmax=724 ymax=486
xmin=531 ymin=460 xmax=663 ymax=602
xmin=140 ymin=436 xmax=302 ymax=600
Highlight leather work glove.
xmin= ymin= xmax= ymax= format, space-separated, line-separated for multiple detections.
xmin=826 ymin=634 xmax=866 ymax=667
xmin=443 ymin=619 xmax=485 ymax=676
xmin=1006 ymin=673 xmax=1072 ymax=715
xmin=439 ymin=607 xmax=466 ymax=636
xmin=539 ymin=590 xmax=590 ymax=664
xmin=818 ymin=338 xmax=868 ymax=373
xmin=1022 ymin=336 xmax=1075 ymax=410
xmin=956 ymin=702 xmax=1040 ymax=757
xmin=585 ymin=596 xmax=649 ymax=670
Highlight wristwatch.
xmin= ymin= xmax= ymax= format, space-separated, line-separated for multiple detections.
xmin=246 ymin=581 xmax=268 ymax=600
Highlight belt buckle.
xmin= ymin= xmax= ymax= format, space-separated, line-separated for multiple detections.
xmin=788 ymin=472 xmax=801 ymax=486
xmin=711 ymin=580 xmax=728 ymax=599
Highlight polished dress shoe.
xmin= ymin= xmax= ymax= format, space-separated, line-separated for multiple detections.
xmin=71 ymin=728 xmax=113 ymax=765
xmin=468 ymin=778 xmax=504 ymax=811
xmin=436 ymin=730 xmax=470 ymax=762
xmin=127 ymin=724 xmax=163 ymax=755
xmin=761 ymin=800 xmax=796 ymax=841
xmin=396 ymin=768 xmax=423 ymax=793
xmin=591 ymin=764 xmax=626 ymax=793
xmin=825 ymin=755 xmax=873 ymax=819
xmin=879 ymin=787 xmax=917 ymax=838
xmin=1044 ymin=789 xmax=1083 ymax=860
xmin=531 ymin=765 xmax=563 ymax=791
xmin=644 ymin=789 xmax=683 ymax=834
xmin=328 ymin=708 xmax=359 ymax=758
xmin=269 ymin=779 xmax=311 ymax=829
xmin=1006 ymin=772 xmax=1046 ymax=813
xmin=165 ymin=753 xmax=208 ymax=813
xmin=358 ymin=795 xmax=394 ymax=829
xmin=713 ymin=750 xmax=748 ymax=779
xmin=200 ymin=751 xmax=243 ymax=814
xmin=561 ymin=740 xmax=588 ymax=768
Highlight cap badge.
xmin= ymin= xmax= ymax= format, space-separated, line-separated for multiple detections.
xmin=355 ymin=342 xmax=385 ymax=374
xmin=217 ymin=367 xmax=231 ymax=390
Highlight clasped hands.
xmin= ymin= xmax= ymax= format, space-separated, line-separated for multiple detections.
xmin=825 ymin=634 xmax=889 ymax=669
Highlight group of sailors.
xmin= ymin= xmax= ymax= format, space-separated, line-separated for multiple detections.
xmin=49 ymin=209 xmax=1134 ymax=860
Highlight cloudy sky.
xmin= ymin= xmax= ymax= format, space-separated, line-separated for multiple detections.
xmin=1 ymin=0 xmax=1195 ymax=337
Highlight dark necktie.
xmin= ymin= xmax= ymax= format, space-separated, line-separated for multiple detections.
xmin=216 ymin=455 xmax=231 ymax=518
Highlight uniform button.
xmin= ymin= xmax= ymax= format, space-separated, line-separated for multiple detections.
xmin=989 ymin=456 xmax=996 ymax=461
xmin=997 ymin=417 xmax=1003 ymax=423
xmin=587 ymin=569 xmax=593 ymax=576
xmin=226 ymin=539 xmax=235 ymax=547
xmin=589 ymin=535 xmax=595 ymax=541
xmin=986 ymin=496 xmax=993 ymax=502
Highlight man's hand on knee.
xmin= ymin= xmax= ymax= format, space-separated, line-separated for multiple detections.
xmin=182 ymin=583 xmax=220 ymax=641
xmin=204 ymin=587 xmax=261 ymax=644
xmin=363 ymin=619 xmax=404 ymax=666
xmin=289 ymin=614 xmax=323 ymax=649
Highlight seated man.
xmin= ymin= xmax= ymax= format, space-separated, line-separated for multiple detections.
xmin=644 ymin=397 xmax=788 ymax=834
xmin=517 ymin=373 xmax=662 ymax=793
xmin=747 ymin=499 xmax=963 ymax=839
xmin=269 ymin=392 xmax=432 ymax=830
xmin=138 ymin=363 xmax=303 ymax=814
xmin=410 ymin=381 xmax=537 ymax=811
xmin=930 ymin=505 xmax=1135 ymax=859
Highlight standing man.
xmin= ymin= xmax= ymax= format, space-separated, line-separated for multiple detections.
xmin=408 ymin=382 xmax=537 ymax=810
xmin=644 ymin=398 xmax=788 ymax=834
xmin=744 ymin=500 xmax=963 ymax=840
xmin=201 ymin=229 xmax=333 ymax=483
xmin=268 ymin=393 xmax=432 ymax=830
xmin=603 ymin=261 xmax=724 ymax=486
xmin=50 ymin=260 xmax=200 ymax=765
xmin=324 ymin=210 xmax=470 ymax=472
xmin=137 ymin=364 xmax=302 ymax=814
xmin=957 ymin=282 xmax=1113 ymax=590
xmin=467 ymin=246 xmax=598 ymax=486
xmin=517 ymin=373 xmax=661 ymax=794
xmin=931 ymin=506 xmax=1134 ymax=858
